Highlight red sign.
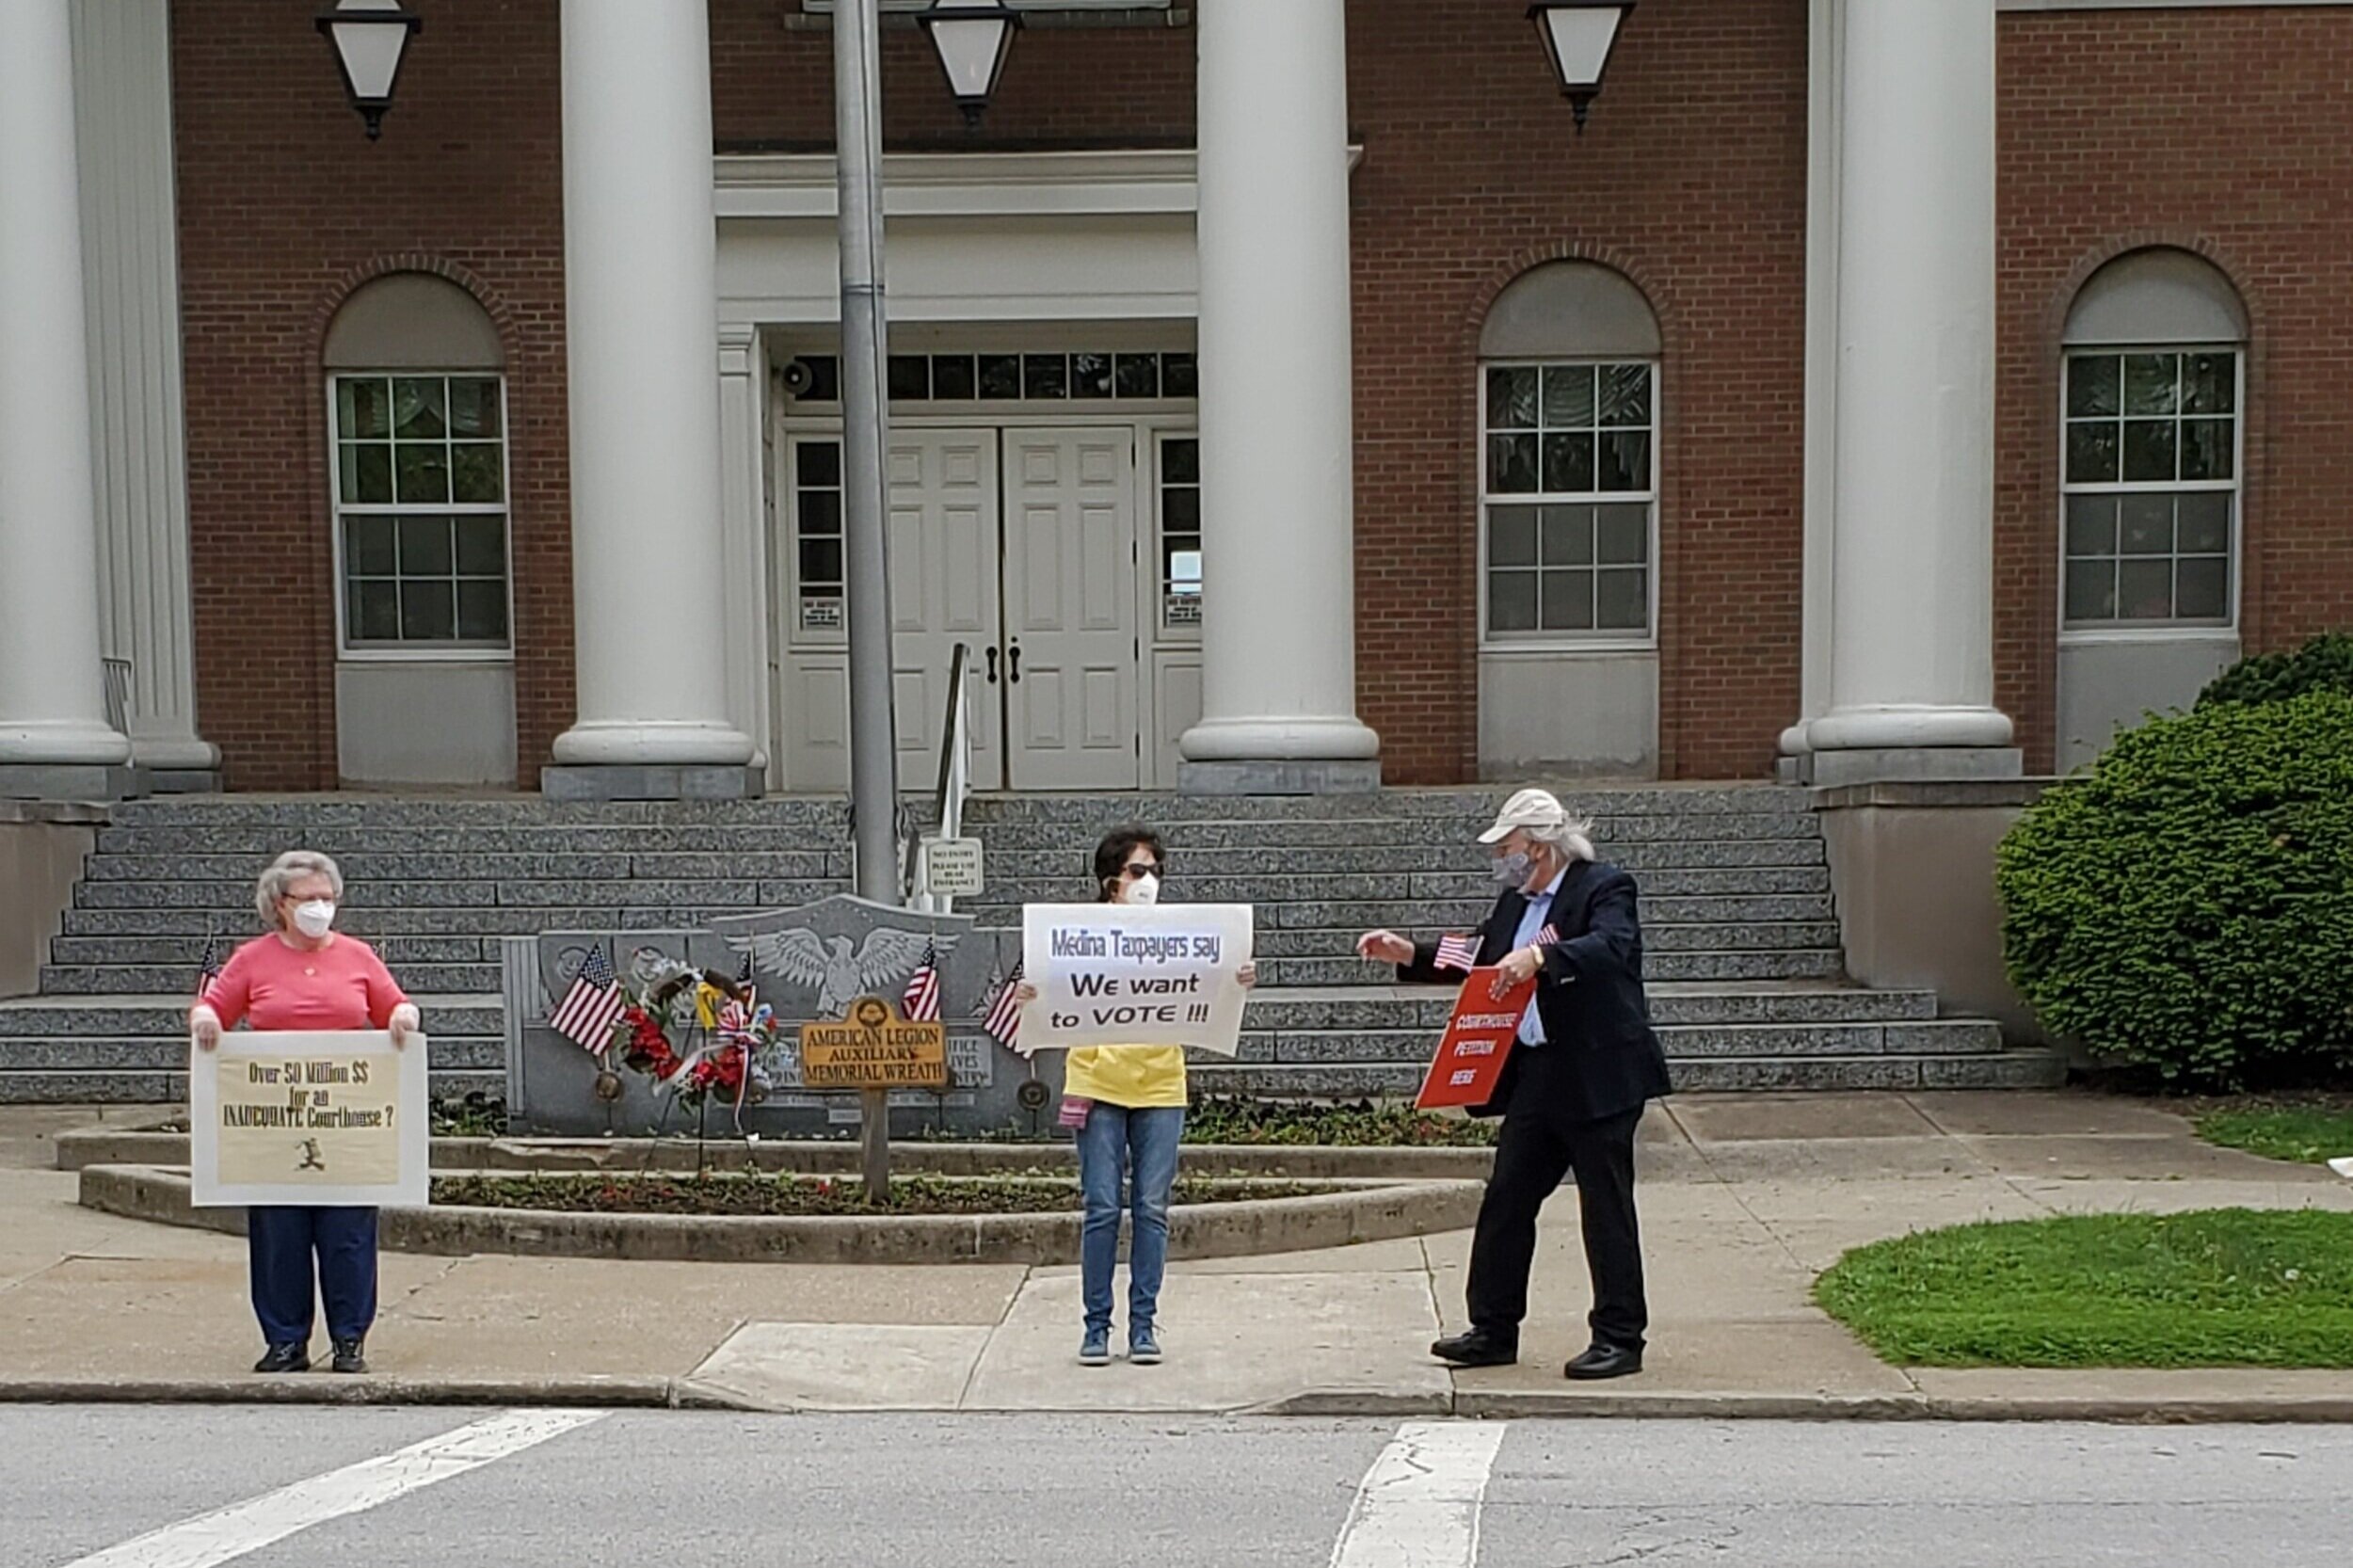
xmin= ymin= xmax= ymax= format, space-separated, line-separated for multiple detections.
xmin=1414 ymin=967 xmax=1535 ymax=1111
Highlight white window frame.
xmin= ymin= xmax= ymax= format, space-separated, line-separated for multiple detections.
xmin=326 ymin=371 xmax=516 ymax=663
xmin=784 ymin=433 xmax=849 ymax=648
xmin=2055 ymin=344 xmax=2244 ymax=645
xmin=1476 ymin=359 xmax=1659 ymax=652
xmin=1152 ymin=428 xmax=1202 ymax=640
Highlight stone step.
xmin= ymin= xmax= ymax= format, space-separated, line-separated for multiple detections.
xmin=77 ymin=851 xmax=844 ymax=883
xmin=976 ymin=856 xmax=1834 ymax=893
xmin=1248 ymin=921 xmax=1844 ymax=961
xmin=59 ymin=907 xmax=740 ymax=938
xmin=40 ymin=961 xmax=504 ymax=996
xmin=0 ymin=994 xmax=504 ymax=1036
xmin=1191 ymin=1049 xmax=2066 ymax=1099
xmin=0 ymin=1067 xmax=505 ymax=1105
xmin=0 ymin=1035 xmax=504 ymax=1072
xmin=1256 ymin=950 xmax=1844 ymax=986
xmin=1239 ymin=983 xmax=1939 ymax=1030
xmin=51 ymin=934 xmax=511 ymax=967
xmin=968 ymin=814 xmax=1820 ymax=850
xmin=72 ymin=878 xmax=837 ymax=911
xmin=1226 ymin=1019 xmax=2004 ymax=1064
xmin=1011 ymin=894 xmax=1834 ymax=930
xmin=94 ymin=824 xmax=858 ymax=856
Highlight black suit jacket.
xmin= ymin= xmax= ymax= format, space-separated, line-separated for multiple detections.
xmin=1399 ymin=860 xmax=1672 ymax=1125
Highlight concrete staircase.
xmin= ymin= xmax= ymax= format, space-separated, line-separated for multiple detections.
xmin=0 ymin=787 xmax=2064 ymax=1103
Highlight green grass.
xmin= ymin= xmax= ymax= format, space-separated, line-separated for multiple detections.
xmin=1814 ymin=1208 xmax=2353 ymax=1368
xmin=2196 ymin=1103 xmax=2353 ymax=1166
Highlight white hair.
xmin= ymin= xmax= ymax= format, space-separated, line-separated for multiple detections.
xmin=255 ymin=851 xmax=344 ymax=930
xmin=1523 ymin=813 xmax=1597 ymax=865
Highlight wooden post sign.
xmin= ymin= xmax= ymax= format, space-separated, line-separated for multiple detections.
xmin=798 ymin=997 xmax=950 ymax=1090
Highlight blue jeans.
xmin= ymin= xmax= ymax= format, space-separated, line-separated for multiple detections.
xmin=1076 ymin=1102 xmax=1184 ymax=1337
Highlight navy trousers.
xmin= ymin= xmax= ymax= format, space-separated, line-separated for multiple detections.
xmin=246 ymin=1205 xmax=378 ymax=1346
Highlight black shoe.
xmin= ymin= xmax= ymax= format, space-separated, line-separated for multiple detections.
xmin=1563 ymin=1342 xmax=1643 ymax=1381
xmin=253 ymin=1342 xmax=310 ymax=1374
xmin=329 ymin=1338 xmax=368 ymax=1375
xmin=1430 ymin=1331 xmax=1517 ymax=1368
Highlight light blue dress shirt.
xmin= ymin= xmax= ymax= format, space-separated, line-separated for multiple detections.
xmin=1510 ymin=867 xmax=1568 ymax=1047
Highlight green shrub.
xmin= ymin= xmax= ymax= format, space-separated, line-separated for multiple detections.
xmin=2198 ymin=632 xmax=2353 ymax=709
xmin=1996 ymin=691 xmax=2353 ymax=1089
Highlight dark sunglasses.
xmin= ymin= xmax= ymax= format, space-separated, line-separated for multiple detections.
xmin=1118 ymin=861 xmax=1160 ymax=880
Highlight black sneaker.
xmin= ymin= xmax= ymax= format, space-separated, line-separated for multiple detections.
xmin=253 ymin=1342 xmax=310 ymax=1374
xmin=329 ymin=1338 xmax=368 ymax=1374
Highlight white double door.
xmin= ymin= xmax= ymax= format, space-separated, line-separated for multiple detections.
xmin=880 ymin=426 xmax=1141 ymax=792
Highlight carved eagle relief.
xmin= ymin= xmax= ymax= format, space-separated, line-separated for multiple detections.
xmin=724 ymin=925 xmax=951 ymax=1018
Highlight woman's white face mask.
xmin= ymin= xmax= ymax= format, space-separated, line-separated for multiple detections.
xmin=290 ymin=899 xmax=338 ymax=939
xmin=1126 ymin=872 xmax=1161 ymax=907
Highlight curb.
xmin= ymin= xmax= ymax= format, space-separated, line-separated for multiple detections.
xmin=1443 ymin=1389 xmax=2353 ymax=1425
xmin=0 ymin=1376 xmax=750 ymax=1411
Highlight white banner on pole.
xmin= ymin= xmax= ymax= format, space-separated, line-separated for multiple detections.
xmin=188 ymin=1030 xmax=428 ymax=1208
xmin=1018 ymin=903 xmax=1255 ymax=1056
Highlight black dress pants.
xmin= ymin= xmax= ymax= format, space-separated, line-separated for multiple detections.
xmin=1465 ymin=1104 xmax=1647 ymax=1350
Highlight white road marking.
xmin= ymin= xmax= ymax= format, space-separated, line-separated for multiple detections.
xmin=1329 ymin=1419 xmax=1510 ymax=1568
xmin=57 ymin=1408 xmax=606 ymax=1568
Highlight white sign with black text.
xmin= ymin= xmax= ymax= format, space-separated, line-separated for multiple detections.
xmin=1018 ymin=903 xmax=1255 ymax=1056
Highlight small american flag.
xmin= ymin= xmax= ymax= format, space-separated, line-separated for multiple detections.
xmin=1536 ymin=924 xmax=1560 ymax=948
xmin=901 ymin=939 xmax=942 ymax=1023
xmin=982 ymin=961 xmax=1025 ymax=1048
xmin=550 ymin=947 xmax=627 ymax=1055
xmin=1433 ymin=934 xmax=1481 ymax=974
xmin=195 ymin=928 xmax=223 ymax=1000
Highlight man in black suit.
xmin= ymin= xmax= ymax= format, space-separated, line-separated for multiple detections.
xmin=1358 ymin=788 xmax=1672 ymax=1380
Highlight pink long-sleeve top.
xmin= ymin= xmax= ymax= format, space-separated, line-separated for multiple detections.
xmin=198 ymin=933 xmax=409 ymax=1032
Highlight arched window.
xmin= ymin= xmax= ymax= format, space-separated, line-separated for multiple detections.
xmin=2060 ymin=249 xmax=2248 ymax=631
xmin=1478 ymin=263 xmax=1661 ymax=643
xmin=324 ymin=275 xmax=511 ymax=652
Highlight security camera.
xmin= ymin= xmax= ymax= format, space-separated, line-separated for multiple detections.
xmin=780 ymin=359 xmax=816 ymax=397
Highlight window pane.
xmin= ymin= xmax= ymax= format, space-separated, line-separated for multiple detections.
xmin=340 ymin=442 xmax=392 ymax=504
xmin=1112 ymin=354 xmax=1159 ymax=399
xmin=2181 ymin=419 xmax=2233 ymax=481
xmin=979 ymin=354 xmax=1023 ymax=399
xmin=450 ymin=442 xmax=504 ymax=504
xmin=1487 ymin=434 xmax=1539 ymax=494
xmin=1068 ymin=353 xmax=1112 ymax=399
xmin=1598 ymin=431 xmax=1651 ymax=493
xmin=397 ymin=517 xmax=454 ymax=575
xmin=800 ymin=442 xmax=842 ymax=488
xmin=1486 ymin=366 xmax=1539 ymax=431
xmin=1167 ymin=548 xmax=1203 ymax=594
xmin=2118 ymin=558 xmax=2174 ymax=619
xmin=1023 ymin=354 xmax=1069 ymax=400
xmin=800 ymin=537 xmax=843 ymax=586
xmin=2066 ymin=356 xmax=2121 ymax=419
xmin=348 ymin=580 xmax=400 ymax=642
xmin=337 ymin=377 xmax=391 ymax=439
xmin=804 ymin=356 xmax=840 ymax=402
xmin=1542 ymin=432 xmax=1594 ymax=493
xmin=1597 ymin=363 xmax=1651 ymax=428
xmin=2065 ymin=495 xmax=2118 ymax=557
xmin=399 ymin=579 xmax=456 ymax=640
xmin=2175 ymin=557 xmax=2230 ymax=621
xmin=446 ymin=378 xmax=502 ymax=438
xmin=2121 ymin=420 xmax=2176 ymax=483
xmin=1540 ymin=569 xmax=1594 ymax=631
xmin=1488 ymin=505 xmax=1539 ymax=568
xmin=1488 ymin=570 xmax=1538 ymax=632
xmin=2182 ymin=352 xmax=2235 ymax=415
xmin=2178 ymin=492 xmax=2231 ymax=556
xmin=1596 ymin=504 xmax=1647 ymax=566
xmin=1162 ymin=353 xmax=1198 ymax=398
xmin=1162 ymin=438 xmax=1199 ymax=486
xmin=1540 ymin=505 xmax=1593 ymax=567
xmin=932 ymin=355 xmax=978 ymax=400
xmin=344 ymin=515 xmax=397 ymax=576
xmin=2122 ymin=354 xmax=2178 ymax=416
xmin=2064 ymin=559 xmax=2117 ymax=623
xmin=395 ymin=442 xmax=450 ymax=504
xmin=2120 ymin=494 xmax=2173 ymax=555
xmin=888 ymin=355 xmax=930 ymax=400
xmin=1161 ymin=485 xmax=1199 ymax=533
xmin=456 ymin=580 xmax=508 ymax=642
xmin=392 ymin=377 xmax=447 ymax=439
xmin=798 ymin=489 xmax=841 ymax=537
xmin=454 ymin=516 xmax=506 ymax=577
xmin=1542 ymin=365 xmax=1595 ymax=428
xmin=2066 ymin=422 xmax=2120 ymax=483
xmin=1595 ymin=568 xmax=1648 ymax=631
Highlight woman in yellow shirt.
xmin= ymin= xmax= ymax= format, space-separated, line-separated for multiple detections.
xmin=1023 ymin=824 xmax=1254 ymax=1367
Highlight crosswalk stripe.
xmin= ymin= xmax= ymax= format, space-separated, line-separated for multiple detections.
xmin=57 ymin=1408 xmax=605 ymax=1568
xmin=1329 ymin=1419 xmax=1509 ymax=1568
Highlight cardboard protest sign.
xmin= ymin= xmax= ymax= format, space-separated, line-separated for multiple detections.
xmin=189 ymin=1030 xmax=428 ymax=1207
xmin=1414 ymin=968 xmax=1534 ymax=1110
xmin=1018 ymin=903 xmax=1255 ymax=1055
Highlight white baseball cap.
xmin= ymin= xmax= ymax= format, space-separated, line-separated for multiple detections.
xmin=1478 ymin=787 xmax=1568 ymax=844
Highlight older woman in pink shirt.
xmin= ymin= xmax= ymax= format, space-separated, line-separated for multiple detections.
xmin=190 ymin=851 xmax=418 ymax=1374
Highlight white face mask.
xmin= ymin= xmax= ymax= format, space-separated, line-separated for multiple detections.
xmin=1126 ymin=872 xmax=1160 ymax=907
xmin=291 ymin=900 xmax=337 ymax=939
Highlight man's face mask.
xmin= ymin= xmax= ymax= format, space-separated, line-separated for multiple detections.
xmin=1490 ymin=848 xmax=1534 ymax=887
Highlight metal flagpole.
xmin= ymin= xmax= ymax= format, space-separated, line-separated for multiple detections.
xmin=832 ymin=0 xmax=903 ymax=1201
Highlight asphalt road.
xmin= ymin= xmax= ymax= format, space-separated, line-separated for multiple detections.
xmin=6 ymin=1408 xmax=2349 ymax=1568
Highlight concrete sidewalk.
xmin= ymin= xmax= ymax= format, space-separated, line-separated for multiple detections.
xmin=5 ymin=1095 xmax=2352 ymax=1418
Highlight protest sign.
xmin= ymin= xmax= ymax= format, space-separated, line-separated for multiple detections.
xmin=1018 ymin=903 xmax=1254 ymax=1055
xmin=1414 ymin=968 xmax=1533 ymax=1110
xmin=188 ymin=1030 xmax=428 ymax=1207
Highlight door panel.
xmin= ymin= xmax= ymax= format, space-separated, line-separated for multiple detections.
xmin=884 ymin=430 xmax=1002 ymax=791
xmin=1001 ymin=428 xmax=1140 ymax=790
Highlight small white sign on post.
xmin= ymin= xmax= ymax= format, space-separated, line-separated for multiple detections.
xmin=919 ymin=836 xmax=985 ymax=899
xmin=188 ymin=1030 xmax=429 ymax=1208
xmin=1018 ymin=903 xmax=1255 ymax=1056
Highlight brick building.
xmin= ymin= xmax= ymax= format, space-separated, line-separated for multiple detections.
xmin=3 ymin=0 xmax=2347 ymax=800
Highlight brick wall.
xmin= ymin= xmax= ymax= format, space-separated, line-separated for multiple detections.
xmin=1995 ymin=8 xmax=2353 ymax=773
xmin=172 ymin=0 xmax=569 ymax=790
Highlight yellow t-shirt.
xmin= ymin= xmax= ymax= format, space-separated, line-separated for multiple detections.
xmin=1062 ymin=1045 xmax=1187 ymax=1109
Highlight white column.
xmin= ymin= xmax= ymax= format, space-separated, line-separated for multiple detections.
xmin=1177 ymin=0 xmax=1380 ymax=788
xmin=716 ymin=322 xmax=774 ymax=775
xmin=1781 ymin=0 xmax=1842 ymax=766
xmin=1804 ymin=0 xmax=2013 ymax=772
xmin=550 ymin=0 xmax=755 ymax=775
xmin=0 ymin=0 xmax=133 ymax=775
xmin=71 ymin=0 xmax=216 ymax=776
